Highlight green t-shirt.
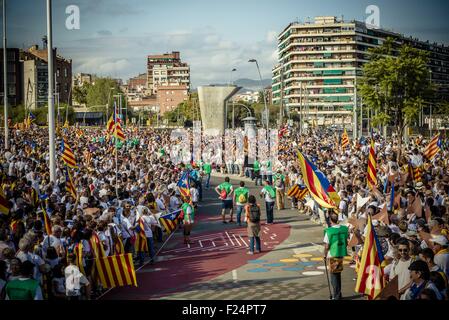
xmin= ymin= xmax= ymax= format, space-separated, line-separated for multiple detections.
xmin=5 ymin=278 xmax=39 ymax=300
xmin=234 ymin=187 xmax=249 ymax=205
xmin=218 ymin=182 xmax=233 ymax=199
xmin=253 ymin=161 xmax=260 ymax=172
xmin=181 ymin=203 xmax=194 ymax=222
xmin=203 ymin=163 xmax=212 ymax=174
xmin=324 ymin=226 xmax=349 ymax=258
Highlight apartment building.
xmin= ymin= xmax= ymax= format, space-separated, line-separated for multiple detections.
xmin=72 ymin=73 xmax=93 ymax=87
xmin=0 ymin=48 xmax=22 ymax=106
xmin=147 ymin=51 xmax=190 ymax=95
xmin=156 ymin=84 xmax=189 ymax=114
xmin=272 ymin=16 xmax=449 ymax=126
xmin=22 ymin=45 xmax=72 ymax=108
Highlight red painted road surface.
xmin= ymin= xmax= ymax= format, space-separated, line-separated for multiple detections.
xmin=103 ymin=220 xmax=290 ymax=300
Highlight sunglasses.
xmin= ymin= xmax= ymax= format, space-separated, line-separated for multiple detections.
xmin=398 ymin=249 xmax=409 ymax=252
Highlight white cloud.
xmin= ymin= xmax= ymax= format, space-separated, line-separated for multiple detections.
xmin=266 ymin=31 xmax=278 ymax=44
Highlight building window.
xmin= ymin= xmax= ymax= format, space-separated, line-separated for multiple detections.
xmin=56 ymin=68 xmax=60 ymax=77
xmin=64 ymin=68 xmax=68 ymax=77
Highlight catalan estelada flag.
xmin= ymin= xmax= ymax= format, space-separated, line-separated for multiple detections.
xmin=65 ymin=169 xmax=77 ymax=200
xmin=89 ymin=232 xmax=106 ymax=259
xmin=41 ymin=206 xmax=52 ymax=236
xmin=367 ymin=140 xmax=377 ymax=190
xmin=355 ymin=214 xmax=385 ymax=299
xmin=0 ymin=186 xmax=10 ymax=215
xmin=297 ymin=151 xmax=340 ymax=209
xmin=177 ymin=171 xmax=191 ymax=203
xmin=341 ymin=128 xmax=350 ymax=149
xmin=114 ymin=236 xmax=125 ymax=255
xmin=159 ymin=210 xmax=181 ymax=234
xmin=424 ymin=133 xmax=442 ymax=160
xmin=287 ymin=185 xmax=309 ymax=201
xmin=95 ymin=253 xmax=137 ymax=288
xmin=134 ymin=217 xmax=148 ymax=253
xmin=61 ymin=137 xmax=77 ymax=168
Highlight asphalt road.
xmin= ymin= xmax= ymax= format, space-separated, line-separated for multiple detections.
xmin=103 ymin=173 xmax=363 ymax=300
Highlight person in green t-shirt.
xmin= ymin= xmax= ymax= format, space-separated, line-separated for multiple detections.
xmin=234 ymin=181 xmax=249 ymax=226
xmin=253 ymin=160 xmax=262 ymax=186
xmin=323 ymin=212 xmax=349 ymax=300
xmin=5 ymin=260 xmax=43 ymax=300
xmin=202 ymin=162 xmax=212 ymax=189
xmin=181 ymin=202 xmax=195 ymax=245
xmin=215 ymin=177 xmax=234 ymax=223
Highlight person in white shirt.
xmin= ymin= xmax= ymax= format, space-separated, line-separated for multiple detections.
xmin=64 ymin=254 xmax=90 ymax=300
xmin=392 ymin=238 xmax=415 ymax=298
xmin=135 ymin=208 xmax=157 ymax=266
xmin=41 ymin=225 xmax=64 ymax=258
xmin=190 ymin=182 xmax=199 ymax=208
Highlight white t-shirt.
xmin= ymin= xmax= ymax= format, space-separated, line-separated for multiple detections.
xmin=42 ymin=235 xmax=62 ymax=257
xmin=190 ymin=188 xmax=199 ymax=203
xmin=140 ymin=215 xmax=158 ymax=238
xmin=65 ymin=264 xmax=89 ymax=296
xmin=260 ymin=187 xmax=275 ymax=203
xmin=390 ymin=258 xmax=413 ymax=293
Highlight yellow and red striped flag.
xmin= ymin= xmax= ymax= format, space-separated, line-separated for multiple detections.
xmin=297 ymin=151 xmax=340 ymax=209
xmin=287 ymin=185 xmax=309 ymax=201
xmin=341 ymin=128 xmax=350 ymax=150
xmin=74 ymin=242 xmax=86 ymax=276
xmin=95 ymin=253 xmax=137 ymax=288
xmin=65 ymin=169 xmax=77 ymax=200
xmin=41 ymin=206 xmax=52 ymax=235
xmin=423 ymin=133 xmax=442 ymax=160
xmin=355 ymin=215 xmax=385 ymax=300
xmin=0 ymin=186 xmax=10 ymax=215
xmin=135 ymin=217 xmax=148 ymax=253
xmin=114 ymin=236 xmax=125 ymax=255
xmin=75 ymin=128 xmax=84 ymax=139
xmin=367 ymin=140 xmax=377 ymax=190
xmin=61 ymin=137 xmax=77 ymax=168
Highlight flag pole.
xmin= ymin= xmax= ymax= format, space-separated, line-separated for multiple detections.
xmin=2 ymin=0 xmax=9 ymax=150
xmin=323 ymin=257 xmax=333 ymax=300
xmin=114 ymin=100 xmax=119 ymax=200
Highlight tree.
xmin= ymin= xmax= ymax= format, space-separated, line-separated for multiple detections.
xmin=86 ymin=78 xmax=124 ymax=114
xmin=163 ymin=92 xmax=200 ymax=126
xmin=359 ymin=38 xmax=433 ymax=143
xmin=72 ymin=82 xmax=90 ymax=106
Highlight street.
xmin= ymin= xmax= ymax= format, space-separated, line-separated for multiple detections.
xmin=103 ymin=173 xmax=362 ymax=300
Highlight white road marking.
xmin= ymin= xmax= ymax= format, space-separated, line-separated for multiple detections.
xmin=232 ymin=234 xmax=241 ymax=246
xmin=212 ymin=241 xmax=216 ymax=247
xmin=239 ymin=235 xmax=248 ymax=247
xmin=225 ymin=231 xmax=235 ymax=246
xmin=232 ymin=270 xmax=238 ymax=281
xmin=199 ymin=240 xmax=203 ymax=248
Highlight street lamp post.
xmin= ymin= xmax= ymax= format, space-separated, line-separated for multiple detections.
xmin=47 ymin=0 xmax=56 ymax=182
xmin=249 ymin=59 xmax=269 ymax=133
xmin=3 ymin=0 xmax=8 ymax=150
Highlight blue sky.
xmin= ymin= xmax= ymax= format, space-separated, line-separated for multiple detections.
xmin=3 ymin=0 xmax=449 ymax=88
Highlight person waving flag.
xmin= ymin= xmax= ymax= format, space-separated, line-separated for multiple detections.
xmin=61 ymin=137 xmax=77 ymax=168
xmin=341 ymin=128 xmax=350 ymax=150
xmin=424 ymin=133 xmax=442 ymax=160
xmin=297 ymin=150 xmax=340 ymax=209
xmin=367 ymin=139 xmax=377 ymax=190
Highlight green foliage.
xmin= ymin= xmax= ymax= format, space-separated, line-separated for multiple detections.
xmin=72 ymin=82 xmax=91 ymax=105
xmin=86 ymin=78 xmax=124 ymax=110
xmin=163 ymin=93 xmax=199 ymax=125
xmin=359 ymin=37 xmax=434 ymax=139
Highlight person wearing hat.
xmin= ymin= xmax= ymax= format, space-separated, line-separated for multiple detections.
xmin=401 ymin=260 xmax=443 ymax=300
xmin=431 ymin=235 xmax=449 ymax=279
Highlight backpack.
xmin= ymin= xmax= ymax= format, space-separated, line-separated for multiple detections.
xmin=265 ymin=186 xmax=276 ymax=199
xmin=248 ymin=205 xmax=261 ymax=223
xmin=220 ymin=189 xmax=227 ymax=200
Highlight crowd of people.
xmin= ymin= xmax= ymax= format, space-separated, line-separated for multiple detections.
xmin=218 ymin=128 xmax=449 ymax=300
xmin=0 ymin=126 xmax=201 ymax=300
xmin=1 ymin=123 xmax=448 ymax=301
